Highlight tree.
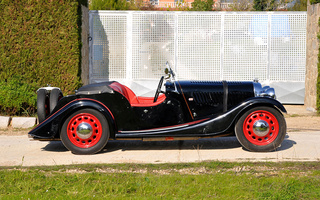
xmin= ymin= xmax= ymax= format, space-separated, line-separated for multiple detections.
xmin=90 ymin=0 xmax=136 ymax=10
xmin=253 ymin=0 xmax=280 ymax=11
xmin=191 ymin=0 xmax=214 ymax=11
xmin=266 ymin=0 xmax=277 ymax=10
xmin=310 ymin=0 xmax=320 ymax=4
xmin=287 ymin=0 xmax=307 ymax=11
xmin=253 ymin=0 xmax=267 ymax=10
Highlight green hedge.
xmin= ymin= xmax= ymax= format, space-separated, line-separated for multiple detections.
xmin=0 ymin=76 xmax=38 ymax=116
xmin=90 ymin=0 xmax=136 ymax=10
xmin=0 ymin=0 xmax=87 ymax=116
xmin=310 ymin=0 xmax=320 ymax=4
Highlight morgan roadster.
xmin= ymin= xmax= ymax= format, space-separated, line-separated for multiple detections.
xmin=29 ymin=63 xmax=287 ymax=154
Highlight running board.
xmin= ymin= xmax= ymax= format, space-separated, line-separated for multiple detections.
xmin=112 ymin=134 xmax=231 ymax=141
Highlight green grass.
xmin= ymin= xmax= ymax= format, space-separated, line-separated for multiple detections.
xmin=0 ymin=162 xmax=320 ymax=199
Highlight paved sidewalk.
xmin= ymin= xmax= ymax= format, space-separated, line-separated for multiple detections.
xmin=0 ymin=131 xmax=319 ymax=166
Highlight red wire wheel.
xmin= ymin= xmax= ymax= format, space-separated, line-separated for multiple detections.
xmin=235 ymin=106 xmax=286 ymax=152
xmin=67 ymin=113 xmax=102 ymax=148
xmin=242 ymin=110 xmax=279 ymax=146
xmin=61 ymin=109 xmax=110 ymax=154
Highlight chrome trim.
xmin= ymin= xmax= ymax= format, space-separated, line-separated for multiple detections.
xmin=253 ymin=82 xmax=263 ymax=97
xmin=253 ymin=120 xmax=270 ymax=137
xmin=260 ymin=88 xmax=276 ymax=99
xmin=253 ymin=81 xmax=276 ymax=99
xmin=76 ymin=122 xmax=93 ymax=139
xmin=37 ymin=87 xmax=61 ymax=93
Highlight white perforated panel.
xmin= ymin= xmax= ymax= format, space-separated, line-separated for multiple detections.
xmin=269 ymin=14 xmax=306 ymax=81
xmin=223 ymin=14 xmax=268 ymax=81
xmin=91 ymin=13 xmax=127 ymax=79
xmin=89 ymin=11 xmax=307 ymax=103
xmin=177 ymin=13 xmax=221 ymax=80
xmin=132 ymin=13 xmax=175 ymax=79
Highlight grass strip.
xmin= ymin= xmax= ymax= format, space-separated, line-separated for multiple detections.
xmin=0 ymin=162 xmax=319 ymax=199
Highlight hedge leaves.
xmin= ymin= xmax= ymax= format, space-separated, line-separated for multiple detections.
xmin=0 ymin=0 xmax=86 ymax=116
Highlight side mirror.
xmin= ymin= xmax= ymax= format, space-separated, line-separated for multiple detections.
xmin=164 ymin=68 xmax=169 ymax=75
xmin=164 ymin=67 xmax=171 ymax=79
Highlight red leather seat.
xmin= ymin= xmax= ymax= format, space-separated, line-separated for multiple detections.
xmin=109 ymin=82 xmax=165 ymax=107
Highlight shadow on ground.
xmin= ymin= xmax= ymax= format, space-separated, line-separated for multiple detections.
xmin=42 ymin=135 xmax=296 ymax=154
xmin=276 ymin=135 xmax=296 ymax=151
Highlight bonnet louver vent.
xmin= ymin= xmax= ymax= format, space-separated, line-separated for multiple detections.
xmin=193 ymin=92 xmax=223 ymax=105
xmin=228 ymin=91 xmax=253 ymax=105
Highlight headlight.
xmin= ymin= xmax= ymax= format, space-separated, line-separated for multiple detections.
xmin=253 ymin=82 xmax=276 ymax=99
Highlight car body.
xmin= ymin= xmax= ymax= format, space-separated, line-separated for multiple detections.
xmin=29 ymin=63 xmax=287 ymax=154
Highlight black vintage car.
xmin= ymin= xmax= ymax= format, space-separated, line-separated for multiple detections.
xmin=29 ymin=63 xmax=287 ymax=154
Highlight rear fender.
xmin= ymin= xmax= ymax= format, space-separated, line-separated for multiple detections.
xmin=28 ymin=99 xmax=116 ymax=139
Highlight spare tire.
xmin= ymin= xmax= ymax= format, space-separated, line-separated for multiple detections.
xmin=37 ymin=89 xmax=49 ymax=124
xmin=49 ymin=88 xmax=63 ymax=113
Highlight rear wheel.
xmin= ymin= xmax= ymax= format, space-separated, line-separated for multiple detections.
xmin=235 ymin=106 xmax=286 ymax=152
xmin=37 ymin=89 xmax=50 ymax=123
xmin=49 ymin=88 xmax=63 ymax=113
xmin=60 ymin=109 xmax=109 ymax=154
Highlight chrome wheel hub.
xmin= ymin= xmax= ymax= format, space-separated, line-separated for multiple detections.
xmin=253 ymin=120 xmax=269 ymax=137
xmin=76 ymin=122 xmax=93 ymax=139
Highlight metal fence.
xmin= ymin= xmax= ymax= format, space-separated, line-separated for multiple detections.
xmin=89 ymin=11 xmax=307 ymax=104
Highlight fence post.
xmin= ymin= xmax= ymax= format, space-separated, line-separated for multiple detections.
xmin=305 ymin=4 xmax=320 ymax=111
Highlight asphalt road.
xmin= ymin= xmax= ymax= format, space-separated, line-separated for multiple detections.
xmin=0 ymin=131 xmax=319 ymax=166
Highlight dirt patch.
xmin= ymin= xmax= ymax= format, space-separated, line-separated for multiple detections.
xmin=285 ymin=116 xmax=320 ymax=132
xmin=11 ymin=166 xmax=315 ymax=177
xmin=0 ymin=127 xmax=30 ymax=136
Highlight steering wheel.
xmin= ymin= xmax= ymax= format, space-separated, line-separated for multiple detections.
xmin=154 ymin=76 xmax=164 ymax=103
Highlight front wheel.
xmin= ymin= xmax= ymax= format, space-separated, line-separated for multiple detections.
xmin=60 ymin=109 xmax=109 ymax=154
xmin=235 ymin=106 xmax=286 ymax=152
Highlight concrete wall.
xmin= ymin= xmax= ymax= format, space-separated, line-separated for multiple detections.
xmin=305 ymin=3 xmax=320 ymax=112
xmin=81 ymin=5 xmax=90 ymax=85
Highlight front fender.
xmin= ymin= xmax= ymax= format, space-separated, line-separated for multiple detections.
xmin=200 ymin=97 xmax=286 ymax=135
xmin=239 ymin=97 xmax=287 ymax=114
xmin=220 ymin=97 xmax=286 ymax=134
xmin=28 ymin=98 xmax=116 ymax=139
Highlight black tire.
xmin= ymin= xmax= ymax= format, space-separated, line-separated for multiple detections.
xmin=235 ymin=106 xmax=286 ymax=152
xmin=49 ymin=88 xmax=63 ymax=113
xmin=60 ymin=109 xmax=109 ymax=155
xmin=37 ymin=89 xmax=49 ymax=124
